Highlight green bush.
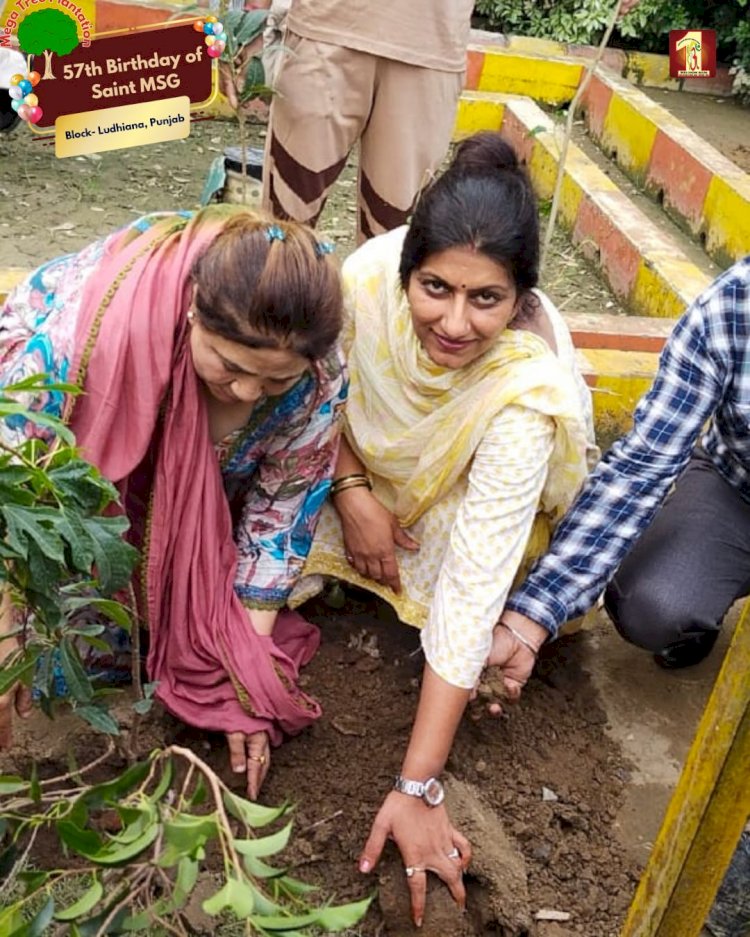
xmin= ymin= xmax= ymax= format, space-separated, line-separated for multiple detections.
xmin=473 ymin=0 xmax=750 ymax=102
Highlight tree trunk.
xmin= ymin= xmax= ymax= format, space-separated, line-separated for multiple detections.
xmin=26 ymin=54 xmax=32 ymax=72
xmin=42 ymin=50 xmax=55 ymax=80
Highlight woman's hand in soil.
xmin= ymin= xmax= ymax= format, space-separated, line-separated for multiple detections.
xmin=226 ymin=729 xmax=270 ymax=800
xmin=481 ymin=612 xmax=549 ymax=716
xmin=335 ymin=487 xmax=419 ymax=593
xmin=359 ymin=792 xmax=471 ymax=928
xmin=0 ymin=682 xmax=32 ymax=750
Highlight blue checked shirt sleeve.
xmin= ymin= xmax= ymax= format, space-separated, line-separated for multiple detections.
xmin=506 ymin=294 xmax=730 ymax=635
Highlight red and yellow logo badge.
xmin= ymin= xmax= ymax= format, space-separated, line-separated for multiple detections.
xmin=669 ymin=29 xmax=717 ymax=79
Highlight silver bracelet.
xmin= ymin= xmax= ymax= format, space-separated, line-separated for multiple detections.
xmin=499 ymin=620 xmax=540 ymax=657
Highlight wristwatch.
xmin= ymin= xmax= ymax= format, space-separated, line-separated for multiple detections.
xmin=393 ymin=774 xmax=445 ymax=807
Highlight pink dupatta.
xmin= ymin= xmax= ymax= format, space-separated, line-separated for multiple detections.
xmin=66 ymin=210 xmax=322 ymax=745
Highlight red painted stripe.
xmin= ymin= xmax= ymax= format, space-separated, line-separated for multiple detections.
xmin=573 ymin=196 xmax=641 ymax=300
xmin=646 ymin=130 xmax=713 ymax=232
xmin=578 ymin=74 xmax=614 ymax=139
xmin=465 ymin=49 xmax=485 ymax=91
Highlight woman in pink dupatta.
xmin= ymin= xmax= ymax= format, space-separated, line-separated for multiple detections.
xmin=0 ymin=207 xmax=347 ymax=798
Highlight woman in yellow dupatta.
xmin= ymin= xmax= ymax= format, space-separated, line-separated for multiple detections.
xmin=292 ymin=133 xmax=597 ymax=924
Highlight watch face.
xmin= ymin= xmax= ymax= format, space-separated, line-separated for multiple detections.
xmin=423 ymin=777 xmax=445 ymax=807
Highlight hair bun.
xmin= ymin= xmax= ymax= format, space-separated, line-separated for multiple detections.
xmin=451 ymin=132 xmax=519 ymax=175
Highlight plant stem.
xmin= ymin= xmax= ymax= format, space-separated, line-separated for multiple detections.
xmin=540 ymin=0 xmax=624 ymax=275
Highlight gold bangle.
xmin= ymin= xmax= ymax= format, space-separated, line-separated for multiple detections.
xmin=330 ymin=473 xmax=372 ymax=495
xmin=332 ymin=472 xmax=370 ymax=487
xmin=330 ymin=478 xmax=372 ymax=497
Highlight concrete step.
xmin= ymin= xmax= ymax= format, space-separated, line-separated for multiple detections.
xmin=465 ymin=42 xmax=750 ymax=269
xmin=454 ymin=91 xmax=713 ymax=319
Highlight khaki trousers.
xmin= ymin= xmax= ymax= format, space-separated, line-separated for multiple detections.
xmin=262 ymin=32 xmax=463 ymax=242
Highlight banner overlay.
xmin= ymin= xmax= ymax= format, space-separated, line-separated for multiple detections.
xmin=55 ymin=94 xmax=190 ymax=157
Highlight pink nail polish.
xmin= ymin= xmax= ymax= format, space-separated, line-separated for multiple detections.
xmin=359 ymin=859 xmax=371 ymax=873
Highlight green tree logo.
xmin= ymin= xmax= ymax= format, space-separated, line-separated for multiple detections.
xmin=17 ymin=8 xmax=80 ymax=80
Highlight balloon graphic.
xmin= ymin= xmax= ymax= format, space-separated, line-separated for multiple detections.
xmin=18 ymin=79 xmax=32 ymax=94
xmin=205 ymin=34 xmax=216 ymax=45
xmin=205 ymin=14 xmax=217 ymax=22
xmin=24 ymin=93 xmax=39 ymax=107
xmin=17 ymin=103 xmax=31 ymax=120
xmin=212 ymin=21 xmax=223 ymax=33
xmin=207 ymin=45 xmax=222 ymax=58
xmin=9 ymin=86 xmax=23 ymax=101
xmin=217 ymin=31 xmax=227 ymax=42
xmin=10 ymin=73 xmax=23 ymax=86
xmin=11 ymin=100 xmax=22 ymax=112
xmin=27 ymin=106 xmax=43 ymax=124
xmin=212 ymin=40 xmax=225 ymax=55
xmin=28 ymin=71 xmax=41 ymax=86
xmin=203 ymin=22 xmax=213 ymax=34
xmin=193 ymin=19 xmax=205 ymax=31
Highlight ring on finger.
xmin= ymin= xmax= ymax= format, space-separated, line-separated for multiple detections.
xmin=248 ymin=754 xmax=267 ymax=765
xmin=404 ymin=865 xmax=426 ymax=878
xmin=447 ymin=847 xmax=461 ymax=860
xmin=346 ymin=554 xmax=354 ymax=563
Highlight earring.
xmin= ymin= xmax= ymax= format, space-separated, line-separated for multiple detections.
xmin=187 ymin=310 xmax=195 ymax=322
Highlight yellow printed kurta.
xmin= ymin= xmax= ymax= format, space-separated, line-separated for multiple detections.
xmin=290 ymin=227 xmax=596 ymax=688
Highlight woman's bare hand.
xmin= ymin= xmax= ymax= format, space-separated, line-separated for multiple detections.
xmin=335 ymin=488 xmax=418 ymax=592
xmin=226 ymin=729 xmax=271 ymax=800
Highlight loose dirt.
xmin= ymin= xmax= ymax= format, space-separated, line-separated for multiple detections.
xmin=4 ymin=593 xmax=640 ymax=936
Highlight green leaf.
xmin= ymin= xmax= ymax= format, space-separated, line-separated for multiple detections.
xmin=56 ymin=509 xmax=95 ymax=573
xmin=188 ymin=773 xmax=207 ymax=807
xmin=48 ymin=462 xmax=108 ymax=511
xmin=0 ymin=647 xmax=42 ymax=696
xmin=54 ymin=877 xmax=104 ymax=921
xmin=110 ymin=803 xmax=157 ymax=844
xmin=202 ymin=880 xmax=232 ymax=916
xmin=81 ymin=516 xmax=138 ymax=593
xmin=313 ymin=897 xmax=373 ymax=931
xmin=242 ymin=56 xmax=265 ymax=98
xmin=95 ymin=825 xmax=159 ymax=864
xmin=273 ymin=874 xmax=318 ymax=897
xmin=3 ymin=503 xmax=66 ymax=562
xmin=223 ymin=789 xmax=289 ymax=829
xmin=79 ymin=759 xmax=151 ymax=808
xmin=235 ymin=9 xmax=267 ymax=45
xmin=162 ymin=812 xmax=218 ymax=858
xmin=74 ymin=705 xmax=120 ymax=736
xmin=132 ymin=697 xmax=153 ymax=715
xmin=24 ymin=895 xmax=55 ymax=937
xmin=57 ymin=820 xmax=104 ymax=857
xmin=59 ymin=638 xmax=94 ymax=703
xmin=203 ymin=877 xmax=256 ymax=918
xmin=148 ymin=758 xmax=173 ymax=803
xmin=242 ymin=853 xmax=285 ymax=879
xmin=233 ymin=821 xmax=293 ymax=858
xmin=0 ymin=907 xmax=24 ymax=934
xmin=173 ymin=856 xmax=199 ymax=908
xmin=0 ymin=774 xmax=27 ymax=794
xmin=64 ymin=596 xmax=130 ymax=634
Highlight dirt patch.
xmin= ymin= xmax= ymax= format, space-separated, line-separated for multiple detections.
xmin=4 ymin=595 xmax=640 ymax=936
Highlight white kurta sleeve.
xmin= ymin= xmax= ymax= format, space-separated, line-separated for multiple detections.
xmin=421 ymin=404 xmax=555 ymax=688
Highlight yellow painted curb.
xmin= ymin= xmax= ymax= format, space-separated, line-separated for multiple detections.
xmin=702 ymin=174 xmax=750 ymax=269
xmin=579 ymin=347 xmax=659 ymax=442
xmin=601 ymin=93 xmax=659 ymax=179
xmin=476 ymin=50 xmax=583 ymax=106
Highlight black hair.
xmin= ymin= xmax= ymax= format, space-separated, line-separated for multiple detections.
xmin=399 ymin=133 xmax=539 ymax=298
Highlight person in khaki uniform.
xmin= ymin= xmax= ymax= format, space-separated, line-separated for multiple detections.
xmin=262 ymin=0 xmax=474 ymax=243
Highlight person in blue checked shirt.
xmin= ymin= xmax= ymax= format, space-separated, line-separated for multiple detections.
xmin=485 ymin=255 xmax=750 ymax=690
xmin=486 ymin=256 xmax=750 ymax=937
